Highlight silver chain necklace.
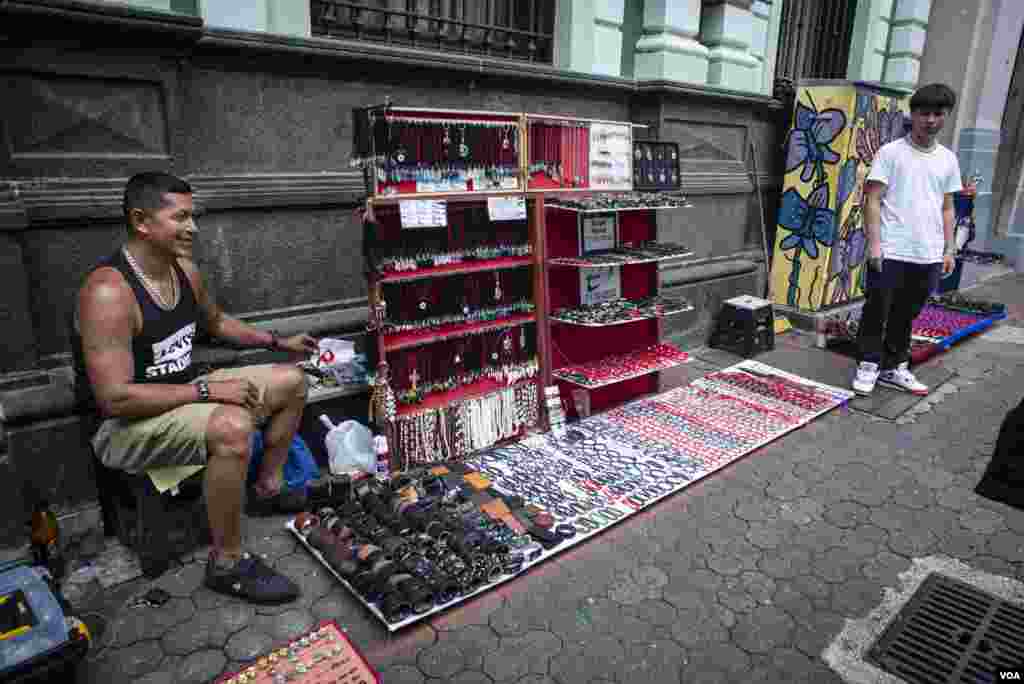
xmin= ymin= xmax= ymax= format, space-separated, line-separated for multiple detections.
xmin=122 ymin=247 xmax=176 ymax=309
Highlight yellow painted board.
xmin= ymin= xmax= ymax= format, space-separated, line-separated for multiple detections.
xmin=771 ymin=83 xmax=909 ymax=312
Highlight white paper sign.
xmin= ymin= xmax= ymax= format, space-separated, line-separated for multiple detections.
xmin=579 ymin=267 xmax=621 ymax=306
xmin=487 ymin=196 xmax=527 ymax=221
xmin=589 ymin=122 xmax=633 ymax=191
xmin=399 ymin=200 xmax=447 ymax=228
xmin=580 ymin=213 xmax=617 ymax=254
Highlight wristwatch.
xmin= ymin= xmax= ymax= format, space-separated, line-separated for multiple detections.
xmin=268 ymin=330 xmax=281 ymax=350
xmin=196 ymin=378 xmax=210 ymax=402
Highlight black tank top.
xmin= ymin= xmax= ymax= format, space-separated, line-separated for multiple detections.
xmin=72 ymin=249 xmax=200 ymax=413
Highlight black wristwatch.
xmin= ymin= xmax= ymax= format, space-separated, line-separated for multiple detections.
xmin=196 ymin=378 xmax=210 ymax=402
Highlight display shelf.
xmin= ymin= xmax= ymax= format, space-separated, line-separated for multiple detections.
xmin=368 ymin=188 xmax=526 ymax=204
xmin=552 ymin=344 xmax=690 ymax=389
xmin=396 ymin=376 xmax=537 ymax=418
xmin=551 ymin=298 xmax=694 ymax=327
xmin=548 ymin=247 xmax=694 ymax=268
xmin=375 ymin=255 xmax=533 ymax=284
xmin=382 ymin=313 xmax=535 ymax=352
xmin=546 ymin=203 xmax=692 ymax=213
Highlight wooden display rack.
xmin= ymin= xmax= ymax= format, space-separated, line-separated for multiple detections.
xmin=357 ymin=104 xmax=693 ymax=465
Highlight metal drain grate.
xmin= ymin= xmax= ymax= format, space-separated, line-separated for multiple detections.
xmin=867 ymin=573 xmax=1024 ymax=683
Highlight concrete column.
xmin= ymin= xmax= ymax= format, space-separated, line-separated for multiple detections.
xmin=847 ymin=0 xmax=895 ymax=82
xmin=700 ymin=0 xmax=760 ymax=92
xmin=267 ymin=0 xmax=311 ymax=37
xmin=758 ymin=0 xmax=783 ymax=95
xmin=882 ymin=0 xmax=932 ymax=90
xmin=557 ymin=0 xmax=625 ymax=77
xmin=633 ymin=0 xmax=709 ymax=85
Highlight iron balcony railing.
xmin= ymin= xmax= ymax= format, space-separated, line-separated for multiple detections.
xmin=311 ymin=0 xmax=555 ymax=64
xmin=775 ymin=0 xmax=858 ymax=83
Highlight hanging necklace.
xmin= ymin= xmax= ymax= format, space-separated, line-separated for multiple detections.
xmin=123 ymin=246 xmax=176 ymax=309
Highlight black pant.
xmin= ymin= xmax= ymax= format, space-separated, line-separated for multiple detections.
xmin=856 ymin=259 xmax=940 ymax=369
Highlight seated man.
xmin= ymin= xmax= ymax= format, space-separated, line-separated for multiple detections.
xmin=74 ymin=172 xmax=318 ymax=604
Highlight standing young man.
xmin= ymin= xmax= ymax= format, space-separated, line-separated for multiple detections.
xmin=853 ymin=84 xmax=962 ymax=395
xmin=74 ymin=172 xmax=319 ymax=603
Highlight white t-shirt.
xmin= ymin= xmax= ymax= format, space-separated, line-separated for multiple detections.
xmin=866 ymin=137 xmax=962 ymax=264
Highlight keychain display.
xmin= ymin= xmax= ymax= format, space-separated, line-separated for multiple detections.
xmin=632 ymin=141 xmax=680 ymax=191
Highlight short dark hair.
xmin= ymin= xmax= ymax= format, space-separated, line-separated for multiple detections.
xmin=910 ymin=83 xmax=956 ymax=112
xmin=123 ymin=172 xmax=192 ymax=232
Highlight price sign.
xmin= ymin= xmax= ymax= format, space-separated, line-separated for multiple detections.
xmin=579 ymin=266 xmax=621 ymax=306
xmin=580 ymin=213 xmax=617 ymax=254
xmin=487 ymin=196 xmax=526 ymax=221
xmin=399 ymin=200 xmax=447 ymax=228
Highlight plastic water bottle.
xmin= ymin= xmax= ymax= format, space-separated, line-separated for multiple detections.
xmin=373 ymin=435 xmax=390 ymax=481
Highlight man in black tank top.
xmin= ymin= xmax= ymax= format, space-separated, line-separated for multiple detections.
xmin=75 ymin=172 xmax=318 ymax=604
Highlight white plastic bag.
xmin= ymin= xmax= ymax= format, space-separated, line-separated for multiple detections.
xmin=319 ymin=415 xmax=375 ymax=475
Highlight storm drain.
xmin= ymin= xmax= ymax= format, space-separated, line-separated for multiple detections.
xmin=867 ymin=572 xmax=1024 ymax=683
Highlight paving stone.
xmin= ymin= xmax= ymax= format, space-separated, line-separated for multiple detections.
xmin=831 ymin=577 xmax=885 ymax=617
xmin=627 ymin=599 xmax=678 ymax=627
xmin=986 ymin=531 xmax=1024 ymax=563
xmin=745 ymin=521 xmax=800 ymax=550
xmin=889 ymin=480 xmax=939 ymax=509
xmin=823 ymin=501 xmax=871 ymax=529
xmin=177 ymin=649 xmax=227 ymax=684
xmin=772 ymin=580 xmax=814 ymax=620
xmin=667 ymin=592 xmax=733 ymax=648
xmin=717 ymin=571 xmax=776 ymax=611
xmin=550 ymin=635 xmax=625 ymax=684
xmin=273 ymin=552 xmax=323 ymax=578
xmin=133 ymin=672 xmax=176 ymax=684
xmin=192 ymin=586 xmax=235 ymax=611
xmin=429 ymin=590 xmax=506 ymax=632
xmin=417 ymin=642 xmax=470 ymax=679
xmin=735 ymin=498 xmax=781 ymax=522
xmin=696 ymin=515 xmax=751 ymax=546
xmin=515 ymin=677 xmax=558 ymax=684
xmin=789 ymin=574 xmax=831 ymax=602
xmin=960 ymin=508 xmax=1006 ymax=534
xmin=252 ymin=608 xmax=316 ymax=642
xmin=489 ymin=601 xmax=551 ymax=637
xmin=757 ymin=548 xmax=813 ymax=580
xmin=448 ymin=672 xmax=493 ymax=684
xmin=778 ymin=498 xmax=824 ymax=525
xmin=732 ymin=606 xmax=795 ymax=653
xmin=682 ymin=642 xmax=751 ymax=675
xmin=888 ymin=529 xmax=940 ymax=556
xmin=793 ymin=610 xmax=847 ymax=658
xmin=378 ymin=664 xmax=426 ymax=684
xmin=811 ymin=547 xmax=865 ymax=583
xmin=365 ymin=623 xmax=437 ymax=671
xmin=247 ymin=532 xmax=297 ymax=561
xmin=617 ymin=639 xmax=684 ymax=682
xmin=764 ymin=475 xmax=811 ymax=501
xmin=608 ymin=565 xmax=667 ymax=605
xmin=108 ymin=598 xmax=196 ymax=646
xmin=792 ymin=460 xmax=834 ymax=483
xmin=790 ymin=521 xmax=846 ymax=551
xmin=483 ymin=630 xmax=561 ymax=681
xmin=433 ymin=624 xmax=498 ymax=671
xmin=99 ymin=640 xmax=165 ymax=679
xmin=869 ymin=503 xmax=921 ymax=532
xmin=224 ymin=627 xmax=276 ymax=662
xmin=861 ymin=551 xmax=911 ymax=584
xmin=662 ymin=567 xmax=723 ymax=597
xmin=153 ymin=562 xmax=206 ymax=598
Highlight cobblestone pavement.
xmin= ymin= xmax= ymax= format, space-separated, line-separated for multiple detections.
xmin=74 ymin=275 xmax=1024 ymax=684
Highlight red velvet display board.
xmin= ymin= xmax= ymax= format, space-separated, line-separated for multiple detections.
xmin=372 ymin=202 xmax=527 ymax=247
xmin=544 ymin=206 xmax=662 ymax=416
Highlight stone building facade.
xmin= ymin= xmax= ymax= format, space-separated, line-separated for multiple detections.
xmin=0 ymin=0 xmax=971 ymax=544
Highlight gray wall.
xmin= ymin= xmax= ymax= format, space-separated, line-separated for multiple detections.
xmin=0 ymin=1 xmax=785 ymax=544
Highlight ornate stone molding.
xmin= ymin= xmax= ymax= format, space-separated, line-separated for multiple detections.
xmin=0 ymin=172 xmax=367 ymax=225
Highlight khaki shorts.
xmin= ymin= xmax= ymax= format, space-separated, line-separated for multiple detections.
xmin=92 ymin=364 xmax=278 ymax=473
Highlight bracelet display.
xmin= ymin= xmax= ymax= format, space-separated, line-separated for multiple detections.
xmin=551 ymin=296 xmax=693 ymax=327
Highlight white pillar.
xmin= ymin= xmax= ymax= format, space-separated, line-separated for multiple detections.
xmin=633 ymin=0 xmax=710 ymax=85
xmin=700 ymin=0 xmax=760 ymax=92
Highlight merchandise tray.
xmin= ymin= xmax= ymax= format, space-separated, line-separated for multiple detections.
xmin=551 ymin=303 xmax=694 ymax=327
xmin=396 ymin=376 xmax=537 ymax=419
xmin=382 ymin=313 xmax=536 ymax=352
xmin=553 ymin=344 xmax=691 ymax=389
xmin=548 ymin=248 xmax=694 ymax=268
xmin=376 ymin=256 xmax=533 ymax=284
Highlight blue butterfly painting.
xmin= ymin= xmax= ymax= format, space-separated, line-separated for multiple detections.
xmin=778 ymin=183 xmax=836 ymax=306
xmin=827 ymin=159 xmax=866 ymax=304
xmin=785 ymin=100 xmax=848 ymax=185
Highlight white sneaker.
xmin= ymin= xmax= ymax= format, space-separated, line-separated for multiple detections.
xmin=852 ymin=361 xmax=880 ymax=395
xmin=878 ymin=362 xmax=929 ymax=395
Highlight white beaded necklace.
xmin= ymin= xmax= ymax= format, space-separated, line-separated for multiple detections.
xmin=122 ymin=247 xmax=177 ymax=309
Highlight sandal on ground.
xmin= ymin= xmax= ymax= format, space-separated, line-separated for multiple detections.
xmin=246 ymin=485 xmax=308 ymax=517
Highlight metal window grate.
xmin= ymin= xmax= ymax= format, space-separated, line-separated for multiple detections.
xmin=867 ymin=573 xmax=1024 ymax=683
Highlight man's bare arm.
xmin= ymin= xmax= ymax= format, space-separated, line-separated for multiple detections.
xmin=863 ymin=180 xmax=886 ymax=265
xmin=942 ymin=193 xmax=956 ymax=255
xmin=78 ymin=269 xmax=201 ymax=418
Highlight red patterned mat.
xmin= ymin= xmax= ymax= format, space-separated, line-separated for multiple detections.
xmin=212 ymin=621 xmax=378 ymax=684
